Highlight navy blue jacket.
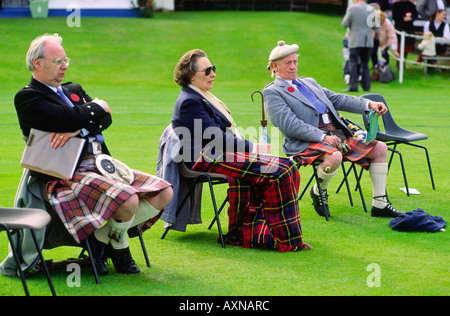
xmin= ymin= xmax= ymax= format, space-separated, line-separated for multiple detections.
xmin=171 ymin=86 xmax=253 ymax=168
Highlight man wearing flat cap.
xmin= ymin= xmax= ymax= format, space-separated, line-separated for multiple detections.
xmin=263 ymin=40 xmax=402 ymax=219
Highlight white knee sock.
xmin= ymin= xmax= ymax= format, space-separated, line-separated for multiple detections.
xmin=313 ymin=164 xmax=338 ymax=194
xmin=369 ymin=162 xmax=389 ymax=208
xmin=108 ymin=215 xmax=135 ymax=250
xmin=131 ymin=199 xmax=159 ymax=227
xmin=94 ymin=223 xmax=111 ymax=245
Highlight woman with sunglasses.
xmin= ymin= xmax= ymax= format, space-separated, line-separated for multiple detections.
xmin=170 ymin=49 xmax=311 ymax=252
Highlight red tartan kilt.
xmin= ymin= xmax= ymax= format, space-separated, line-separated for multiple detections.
xmin=192 ymin=150 xmax=311 ymax=252
xmin=294 ymin=123 xmax=377 ymax=169
xmin=46 ymin=155 xmax=171 ymax=243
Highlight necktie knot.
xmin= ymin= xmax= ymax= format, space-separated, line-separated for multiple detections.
xmin=56 ymin=87 xmax=74 ymax=108
xmin=291 ymin=79 xmax=327 ymax=115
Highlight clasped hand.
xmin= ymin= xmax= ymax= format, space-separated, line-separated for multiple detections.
xmin=323 ymin=135 xmax=350 ymax=154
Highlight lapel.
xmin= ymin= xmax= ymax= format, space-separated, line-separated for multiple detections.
xmin=299 ymin=78 xmax=332 ymax=109
xmin=29 ymin=77 xmax=68 ymax=107
xmin=183 ymin=86 xmax=231 ymax=127
xmin=274 ymin=76 xmax=332 ymax=113
xmin=274 ymin=76 xmax=317 ymax=112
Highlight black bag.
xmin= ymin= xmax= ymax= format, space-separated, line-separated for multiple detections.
xmin=378 ymin=64 xmax=394 ymax=83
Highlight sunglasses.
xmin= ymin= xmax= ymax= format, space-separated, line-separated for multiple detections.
xmin=196 ymin=65 xmax=216 ymax=76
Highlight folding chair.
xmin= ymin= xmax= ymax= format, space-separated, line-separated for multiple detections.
xmin=15 ymin=169 xmax=151 ymax=285
xmin=161 ymin=162 xmax=229 ymax=248
xmin=361 ymin=93 xmax=435 ymax=196
xmin=296 ymin=159 xmax=367 ymax=221
xmin=0 ymin=207 xmax=56 ymax=296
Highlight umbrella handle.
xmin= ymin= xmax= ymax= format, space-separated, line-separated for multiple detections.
xmin=251 ymin=90 xmax=267 ymax=127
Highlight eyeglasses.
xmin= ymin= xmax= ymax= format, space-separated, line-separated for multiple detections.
xmin=41 ymin=57 xmax=71 ymax=67
xmin=196 ymin=65 xmax=216 ymax=76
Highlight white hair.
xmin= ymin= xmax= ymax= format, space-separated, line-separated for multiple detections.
xmin=26 ymin=33 xmax=63 ymax=72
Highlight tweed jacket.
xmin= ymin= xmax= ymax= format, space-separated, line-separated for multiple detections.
xmin=416 ymin=0 xmax=447 ymax=20
xmin=263 ymin=76 xmax=370 ymax=156
xmin=341 ymin=1 xmax=376 ymax=48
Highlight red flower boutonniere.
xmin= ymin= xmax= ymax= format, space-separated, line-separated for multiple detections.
xmin=287 ymin=87 xmax=295 ymax=93
xmin=70 ymin=94 xmax=80 ymax=102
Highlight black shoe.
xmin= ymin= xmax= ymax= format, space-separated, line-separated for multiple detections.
xmin=310 ymin=186 xmax=330 ymax=217
xmin=110 ymin=247 xmax=140 ymax=274
xmin=88 ymin=236 xmax=108 ymax=276
xmin=371 ymin=204 xmax=403 ymax=218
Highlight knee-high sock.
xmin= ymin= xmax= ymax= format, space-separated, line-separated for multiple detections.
xmin=313 ymin=164 xmax=338 ymax=194
xmin=108 ymin=216 xmax=135 ymax=250
xmin=131 ymin=199 xmax=159 ymax=227
xmin=369 ymin=162 xmax=389 ymax=208
xmin=94 ymin=223 xmax=111 ymax=245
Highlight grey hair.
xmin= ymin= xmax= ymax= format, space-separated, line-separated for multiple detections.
xmin=26 ymin=33 xmax=63 ymax=72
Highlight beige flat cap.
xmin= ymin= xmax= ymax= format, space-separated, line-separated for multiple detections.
xmin=268 ymin=40 xmax=299 ymax=61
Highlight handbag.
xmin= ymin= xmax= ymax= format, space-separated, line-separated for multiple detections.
xmin=20 ymin=128 xmax=85 ymax=180
xmin=378 ymin=64 xmax=394 ymax=83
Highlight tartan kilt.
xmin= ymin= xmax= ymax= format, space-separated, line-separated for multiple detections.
xmin=294 ymin=123 xmax=377 ymax=169
xmin=192 ymin=150 xmax=311 ymax=252
xmin=46 ymin=154 xmax=171 ymax=243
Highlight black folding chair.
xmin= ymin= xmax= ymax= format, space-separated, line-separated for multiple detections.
xmin=161 ymin=163 xmax=229 ymax=248
xmin=361 ymin=93 xmax=435 ymax=196
xmin=296 ymin=160 xmax=367 ymax=221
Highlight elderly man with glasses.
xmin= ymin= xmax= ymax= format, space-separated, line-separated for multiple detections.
xmin=13 ymin=33 xmax=173 ymax=275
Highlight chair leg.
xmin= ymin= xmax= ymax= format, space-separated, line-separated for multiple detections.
xmin=29 ymin=230 xmax=56 ymax=296
xmin=83 ymin=238 xmax=101 ymax=285
xmin=136 ymin=225 xmax=151 ymax=268
xmin=312 ymin=164 xmax=329 ymax=221
xmin=404 ymin=143 xmax=435 ymax=190
xmin=339 ymin=162 xmax=354 ymax=206
xmin=206 ymin=178 xmax=226 ymax=248
xmin=388 ymin=147 xmax=410 ymax=196
xmin=207 ymin=196 xmax=228 ymax=230
xmin=299 ymin=172 xmax=315 ymax=201
xmin=351 ymin=164 xmax=367 ymax=213
xmin=1 ymin=225 xmax=30 ymax=296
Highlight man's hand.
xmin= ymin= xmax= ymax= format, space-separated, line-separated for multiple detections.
xmin=368 ymin=101 xmax=388 ymax=117
xmin=93 ymin=97 xmax=112 ymax=115
xmin=323 ymin=135 xmax=341 ymax=148
xmin=50 ymin=130 xmax=81 ymax=149
xmin=323 ymin=135 xmax=350 ymax=153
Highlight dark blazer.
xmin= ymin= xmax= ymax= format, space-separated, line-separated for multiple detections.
xmin=15 ymin=77 xmax=111 ymax=138
xmin=14 ymin=77 xmax=112 ymax=177
xmin=171 ymin=86 xmax=253 ymax=168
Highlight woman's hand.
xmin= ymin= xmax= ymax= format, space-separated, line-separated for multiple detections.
xmin=50 ymin=130 xmax=81 ymax=149
xmin=255 ymin=143 xmax=272 ymax=154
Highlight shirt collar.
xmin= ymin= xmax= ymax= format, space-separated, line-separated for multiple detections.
xmin=276 ymin=75 xmax=295 ymax=86
xmin=32 ymin=76 xmax=60 ymax=94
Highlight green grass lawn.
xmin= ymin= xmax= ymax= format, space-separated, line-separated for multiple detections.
xmin=0 ymin=10 xmax=449 ymax=296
